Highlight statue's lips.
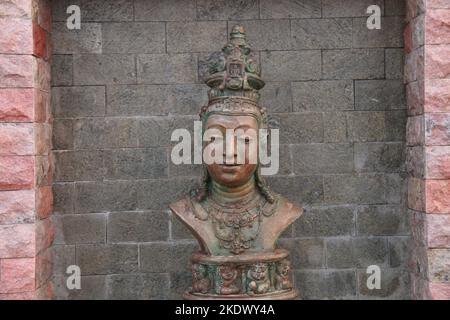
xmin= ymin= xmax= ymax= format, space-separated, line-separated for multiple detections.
xmin=219 ymin=164 xmax=242 ymax=173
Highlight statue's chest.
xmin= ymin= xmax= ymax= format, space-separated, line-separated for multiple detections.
xmin=191 ymin=197 xmax=278 ymax=255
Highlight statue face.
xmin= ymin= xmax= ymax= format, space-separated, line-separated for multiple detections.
xmin=205 ymin=114 xmax=258 ymax=188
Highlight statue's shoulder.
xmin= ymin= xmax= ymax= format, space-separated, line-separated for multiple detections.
xmin=278 ymin=195 xmax=303 ymax=218
xmin=169 ymin=197 xmax=193 ymax=217
xmin=273 ymin=193 xmax=303 ymax=222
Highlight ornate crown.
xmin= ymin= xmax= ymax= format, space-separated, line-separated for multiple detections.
xmin=204 ymin=25 xmax=265 ymax=104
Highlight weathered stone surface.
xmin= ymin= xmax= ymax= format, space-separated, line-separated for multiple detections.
xmin=0 ymin=123 xmax=34 ymax=155
xmin=104 ymin=149 xmax=167 ymax=180
xmin=137 ymin=117 xmax=171 ymax=147
xmin=406 ymin=146 xmax=425 ymax=178
xmin=260 ymin=0 xmax=321 ymax=19
xmin=58 ymin=214 xmax=106 ymax=244
xmin=0 ymin=54 xmax=33 ymax=87
xmin=323 ymin=49 xmax=385 ymax=80
xmin=261 ymin=51 xmax=321 ymax=81
xmin=426 ymin=146 xmax=450 ymax=179
xmin=267 ymin=175 xmax=324 ymax=206
xmin=102 ymin=22 xmax=165 ymax=54
xmin=294 ymin=270 xmax=356 ymax=299
xmin=52 ymin=244 xmax=75 ymax=275
xmin=0 ymin=0 xmax=32 ymax=18
xmin=167 ymin=22 xmax=227 ymax=53
xmin=291 ymin=18 xmax=352 ymax=49
xmin=357 ymin=268 xmax=410 ymax=299
xmin=355 ymin=142 xmax=405 ymax=172
xmin=76 ymin=244 xmax=138 ymax=275
xmin=51 ymin=22 xmax=101 ymax=54
xmin=53 ymin=0 xmax=133 ymax=22
xmin=355 ymin=80 xmax=405 ymax=110
xmin=292 ymin=143 xmax=353 ymax=174
xmin=140 ymin=242 xmax=198 ymax=273
xmin=322 ymin=0 xmax=384 ymax=17
xmin=0 ymin=17 xmax=32 ymax=54
xmin=347 ymin=112 xmax=385 ymax=142
xmin=270 ymin=113 xmax=323 ymax=143
xmin=426 ymin=180 xmax=450 ymax=213
xmin=107 ymin=85 xmax=207 ymax=116
xmin=107 ymin=211 xmax=168 ymax=242
xmin=52 ymin=183 xmax=74 ymax=215
xmin=52 ymin=119 xmax=73 ymax=150
xmin=357 ymin=205 xmax=409 ymax=236
xmin=386 ymin=49 xmax=404 ymax=79
xmin=54 ymin=150 xmax=104 ymax=182
xmin=385 ymin=0 xmax=406 ymax=16
xmin=425 ymin=113 xmax=450 ymax=145
xmin=353 ymin=17 xmax=404 ymax=48
xmin=0 ymin=88 xmax=34 ymax=122
xmin=408 ymin=177 xmax=425 ymax=212
xmin=51 ymin=55 xmax=72 ymax=86
xmin=427 ymin=214 xmax=450 ymax=248
xmin=0 ymin=190 xmax=34 ymax=224
xmin=428 ymin=249 xmax=450 ymax=281
xmin=324 ymin=112 xmax=347 ymax=143
xmin=34 ymin=88 xmax=50 ymax=123
xmin=106 ymin=273 xmax=169 ymax=300
xmin=0 ymin=156 xmax=34 ymax=190
xmin=35 ymin=155 xmax=52 ymax=188
xmin=426 ymin=9 xmax=450 ymax=44
xmin=324 ymin=174 xmax=386 ymax=205
xmin=137 ymin=54 xmax=197 ymax=84
xmin=35 ymin=247 xmax=52 ymax=288
xmin=54 ymin=275 xmax=106 ymax=300
xmin=280 ymin=238 xmax=325 ymax=268
xmin=73 ymin=54 xmax=136 ymax=85
xmin=294 ymin=206 xmax=354 ymax=237
xmin=33 ymin=58 xmax=50 ymax=91
xmin=259 ymin=82 xmax=292 ymax=113
xmin=228 ymin=20 xmax=291 ymax=51
xmin=327 ymin=238 xmax=388 ymax=268
xmin=134 ymin=0 xmax=196 ymax=21
xmin=197 ymin=0 xmax=258 ymax=20
xmin=429 ymin=282 xmax=450 ymax=300
xmin=386 ymin=173 xmax=407 ymax=204
xmin=35 ymin=217 xmax=54 ymax=253
xmin=425 ymin=79 xmax=450 ymax=112
xmin=405 ymin=48 xmax=424 ymax=84
xmin=425 ymin=44 xmax=450 ymax=79
xmin=52 ymin=86 xmax=105 ymax=118
xmin=137 ymin=178 xmax=198 ymax=210
xmin=0 ymin=257 xmax=35 ymax=293
xmin=74 ymin=181 xmax=138 ymax=214
xmin=389 ymin=237 xmax=410 ymax=268
xmin=406 ymin=115 xmax=424 ymax=146
xmin=293 ymin=80 xmax=353 ymax=111
xmin=385 ymin=110 xmax=406 ymax=141
xmin=36 ymin=185 xmax=53 ymax=219
xmin=0 ymin=223 xmax=35 ymax=258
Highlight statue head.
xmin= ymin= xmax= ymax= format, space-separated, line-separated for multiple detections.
xmin=193 ymin=25 xmax=275 ymax=203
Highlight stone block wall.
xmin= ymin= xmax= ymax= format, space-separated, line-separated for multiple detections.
xmin=0 ymin=0 xmax=54 ymax=299
xmin=50 ymin=0 xmax=410 ymax=299
xmin=405 ymin=0 xmax=450 ymax=299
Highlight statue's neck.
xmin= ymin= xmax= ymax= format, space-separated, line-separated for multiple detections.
xmin=210 ymin=177 xmax=258 ymax=205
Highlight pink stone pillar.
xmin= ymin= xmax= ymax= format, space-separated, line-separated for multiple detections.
xmin=0 ymin=0 xmax=53 ymax=299
xmin=405 ymin=0 xmax=450 ymax=300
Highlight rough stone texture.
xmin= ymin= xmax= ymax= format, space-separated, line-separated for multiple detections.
xmin=405 ymin=0 xmax=450 ymax=300
xmin=49 ymin=0 xmax=410 ymax=300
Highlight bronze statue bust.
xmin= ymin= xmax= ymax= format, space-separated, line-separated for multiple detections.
xmin=170 ymin=25 xmax=302 ymax=300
